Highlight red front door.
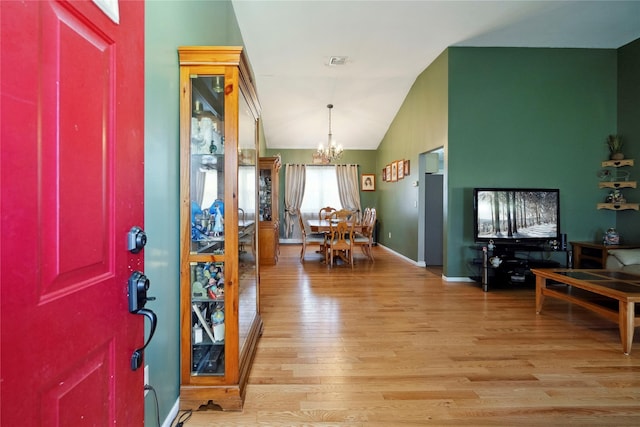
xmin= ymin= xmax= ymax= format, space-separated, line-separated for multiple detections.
xmin=1 ymin=1 xmax=145 ymax=425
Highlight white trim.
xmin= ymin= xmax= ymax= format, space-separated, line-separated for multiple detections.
xmin=443 ymin=275 xmax=476 ymax=282
xmin=377 ymin=244 xmax=420 ymax=266
xmin=161 ymin=398 xmax=180 ymax=427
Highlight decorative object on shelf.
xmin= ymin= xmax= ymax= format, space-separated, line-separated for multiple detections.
xmin=212 ymin=205 xmax=224 ymax=236
xmin=606 ymin=134 xmax=624 ymax=160
xmin=598 ymin=168 xmax=631 ymax=182
xmin=316 ymin=104 xmax=343 ymax=163
xmin=604 ymin=228 xmax=620 ymax=245
xmin=605 ymin=189 xmax=626 ymax=204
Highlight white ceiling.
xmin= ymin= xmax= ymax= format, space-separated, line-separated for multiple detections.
xmin=231 ymin=1 xmax=640 ymax=151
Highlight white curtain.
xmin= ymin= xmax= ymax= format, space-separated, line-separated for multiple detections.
xmin=191 ymin=166 xmax=206 ymax=207
xmin=336 ymin=164 xmax=362 ymax=221
xmin=284 ymin=164 xmax=306 ymax=238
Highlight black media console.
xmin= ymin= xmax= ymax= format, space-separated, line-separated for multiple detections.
xmin=469 ymin=243 xmax=570 ymax=292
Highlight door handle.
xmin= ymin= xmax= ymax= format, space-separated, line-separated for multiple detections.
xmin=128 ymin=271 xmax=157 ymax=370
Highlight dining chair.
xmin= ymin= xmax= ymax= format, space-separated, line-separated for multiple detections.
xmin=238 ymin=208 xmax=255 ymax=255
xmin=297 ymin=210 xmax=326 ymax=262
xmin=327 ymin=208 xmax=355 ymax=221
xmin=354 ymin=208 xmax=376 ymax=261
xmin=318 ymin=206 xmax=337 ymax=221
xmin=325 ymin=219 xmax=354 ymax=268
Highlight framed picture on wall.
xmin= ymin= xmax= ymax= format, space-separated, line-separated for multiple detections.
xmin=398 ymin=160 xmax=404 ymax=180
xmin=404 ymin=159 xmax=410 ymax=176
xmin=361 ymin=174 xmax=375 ymax=191
xmin=382 ymin=168 xmax=386 ymax=181
xmin=391 ymin=161 xmax=398 ymax=182
xmin=386 ymin=164 xmax=391 ymax=182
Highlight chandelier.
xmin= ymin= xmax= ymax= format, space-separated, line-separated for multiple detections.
xmin=316 ymin=104 xmax=343 ymax=163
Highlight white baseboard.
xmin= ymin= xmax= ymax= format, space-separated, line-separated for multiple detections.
xmin=377 ymin=244 xmax=421 ymax=266
xmin=161 ymin=398 xmax=180 ymax=427
xmin=443 ymin=275 xmax=476 ymax=282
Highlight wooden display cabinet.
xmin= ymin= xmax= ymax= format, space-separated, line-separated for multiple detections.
xmin=258 ymin=156 xmax=281 ymax=265
xmin=178 ymin=46 xmax=262 ymax=411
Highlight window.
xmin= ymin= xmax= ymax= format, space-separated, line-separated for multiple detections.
xmin=200 ymin=171 xmax=218 ymax=210
xmin=201 ymin=167 xmax=255 ymax=213
xmin=300 ymin=166 xmax=342 ymax=212
xmin=238 ymin=166 xmax=255 ymax=213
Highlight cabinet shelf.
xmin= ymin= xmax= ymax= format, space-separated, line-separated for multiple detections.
xmin=601 ymin=159 xmax=634 ymax=167
xmin=599 ymin=181 xmax=636 ymax=189
xmin=598 ymin=159 xmax=636 ymax=210
xmin=597 ymin=203 xmax=639 ymax=211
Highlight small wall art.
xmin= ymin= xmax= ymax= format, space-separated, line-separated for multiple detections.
xmin=361 ymin=174 xmax=375 ymax=191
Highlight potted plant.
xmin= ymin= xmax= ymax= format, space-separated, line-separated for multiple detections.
xmin=606 ymin=134 xmax=624 ymax=160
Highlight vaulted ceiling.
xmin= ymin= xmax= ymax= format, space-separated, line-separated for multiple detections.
xmin=231 ymin=1 xmax=640 ymax=151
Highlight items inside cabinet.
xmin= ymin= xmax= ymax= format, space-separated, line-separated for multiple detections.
xmin=190 ymin=262 xmax=226 ymax=375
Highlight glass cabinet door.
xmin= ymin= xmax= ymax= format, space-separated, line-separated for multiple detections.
xmin=259 ymin=167 xmax=273 ymax=221
xmin=190 ymin=75 xmax=226 ymax=256
xmin=237 ymin=92 xmax=258 ymax=356
xmin=189 ymin=74 xmax=227 ymax=376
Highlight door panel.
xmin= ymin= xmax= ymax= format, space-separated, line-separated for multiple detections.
xmin=1 ymin=1 xmax=145 ymax=425
xmin=424 ymin=174 xmax=444 ymax=265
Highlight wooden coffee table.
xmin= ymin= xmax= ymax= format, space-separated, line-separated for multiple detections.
xmin=531 ymin=268 xmax=640 ymax=355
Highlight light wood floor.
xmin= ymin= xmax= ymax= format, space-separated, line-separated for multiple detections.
xmin=185 ymin=245 xmax=640 ymax=426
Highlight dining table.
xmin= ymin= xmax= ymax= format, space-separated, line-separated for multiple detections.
xmin=306 ymin=219 xmax=363 ymax=266
xmin=306 ymin=219 xmax=363 ymax=233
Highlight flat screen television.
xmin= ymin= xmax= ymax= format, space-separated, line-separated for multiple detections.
xmin=473 ymin=188 xmax=560 ymax=245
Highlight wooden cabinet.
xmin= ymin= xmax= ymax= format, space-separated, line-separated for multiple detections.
xmin=258 ymin=156 xmax=281 ymax=265
xmin=570 ymin=241 xmax=640 ymax=268
xmin=597 ymin=159 xmax=639 ymax=211
xmin=178 ymin=46 xmax=262 ymax=411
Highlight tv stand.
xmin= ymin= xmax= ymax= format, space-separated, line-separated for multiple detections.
xmin=470 ymin=243 xmax=568 ymax=292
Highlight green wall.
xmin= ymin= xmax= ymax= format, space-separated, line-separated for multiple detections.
xmin=376 ymin=50 xmax=449 ymax=261
xmin=447 ymin=47 xmax=618 ymax=277
xmin=144 ymin=1 xmax=243 ymax=424
xmin=617 ymin=38 xmax=640 ymax=243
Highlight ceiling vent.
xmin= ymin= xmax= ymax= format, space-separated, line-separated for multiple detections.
xmin=328 ymin=56 xmax=348 ymax=66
